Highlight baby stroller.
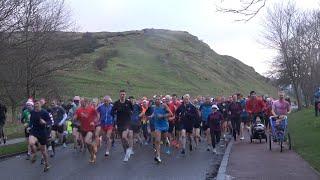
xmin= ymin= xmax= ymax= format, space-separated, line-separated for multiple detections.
xmin=250 ymin=118 xmax=267 ymax=143
xmin=268 ymin=116 xmax=292 ymax=152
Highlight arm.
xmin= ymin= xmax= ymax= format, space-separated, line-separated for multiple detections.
xmin=59 ymin=113 xmax=68 ymax=126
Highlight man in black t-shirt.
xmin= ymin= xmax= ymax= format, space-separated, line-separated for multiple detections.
xmin=111 ymin=90 xmax=133 ymax=162
xmin=29 ymin=100 xmax=52 ymax=172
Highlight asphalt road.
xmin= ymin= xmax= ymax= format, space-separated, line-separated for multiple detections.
xmin=0 ymin=140 xmax=224 ymax=180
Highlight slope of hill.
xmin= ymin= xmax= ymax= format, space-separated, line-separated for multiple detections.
xmin=61 ymin=29 xmax=276 ymax=98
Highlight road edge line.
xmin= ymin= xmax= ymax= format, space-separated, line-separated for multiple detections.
xmin=216 ymin=140 xmax=234 ymax=180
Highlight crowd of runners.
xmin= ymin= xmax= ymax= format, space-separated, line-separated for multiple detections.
xmin=0 ymin=89 xmax=292 ymax=172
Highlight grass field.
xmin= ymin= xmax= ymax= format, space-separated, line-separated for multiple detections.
xmin=289 ymin=108 xmax=320 ymax=172
xmin=60 ymin=30 xmax=277 ymax=99
xmin=3 ymin=122 xmax=24 ymax=139
xmin=0 ymin=142 xmax=27 ymax=157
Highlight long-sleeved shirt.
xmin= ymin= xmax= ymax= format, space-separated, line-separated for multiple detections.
xmin=228 ymin=101 xmax=242 ymax=118
xmin=246 ymin=98 xmax=266 ymax=114
xmin=207 ymin=111 xmax=224 ymax=131
xmin=175 ymin=103 xmax=199 ymax=125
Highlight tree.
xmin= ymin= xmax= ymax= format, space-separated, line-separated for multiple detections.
xmin=216 ymin=0 xmax=267 ymax=21
xmin=0 ymin=0 xmax=74 ymax=118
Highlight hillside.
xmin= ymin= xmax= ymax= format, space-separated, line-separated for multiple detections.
xmin=60 ymin=29 xmax=276 ymax=98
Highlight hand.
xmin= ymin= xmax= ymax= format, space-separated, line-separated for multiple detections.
xmin=58 ymin=122 xmax=63 ymax=126
xmin=90 ymin=122 xmax=95 ymax=126
xmin=23 ymin=123 xmax=28 ymax=128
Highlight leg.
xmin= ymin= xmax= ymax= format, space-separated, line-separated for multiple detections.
xmin=180 ymin=129 xmax=186 ymax=151
xmin=154 ymin=130 xmax=161 ymax=158
xmin=95 ymin=126 xmax=101 ymax=148
xmin=210 ymin=130 xmax=216 ymax=151
xmin=39 ymin=144 xmax=50 ymax=171
xmin=84 ymin=131 xmax=95 ymax=163
xmin=29 ymin=135 xmax=38 ymax=163
xmin=105 ymin=129 xmax=112 ymax=155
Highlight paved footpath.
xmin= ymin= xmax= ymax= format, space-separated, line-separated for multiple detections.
xmin=0 ymin=140 xmax=225 ymax=180
xmin=0 ymin=137 xmax=25 ymax=146
xmin=226 ymin=135 xmax=320 ymax=180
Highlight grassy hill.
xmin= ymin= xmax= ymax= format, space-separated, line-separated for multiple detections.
xmin=60 ymin=29 xmax=276 ymax=98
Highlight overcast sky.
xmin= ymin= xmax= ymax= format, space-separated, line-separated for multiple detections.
xmin=66 ymin=0 xmax=319 ymax=75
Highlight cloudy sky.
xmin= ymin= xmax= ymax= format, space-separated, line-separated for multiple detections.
xmin=66 ymin=0 xmax=319 ymax=75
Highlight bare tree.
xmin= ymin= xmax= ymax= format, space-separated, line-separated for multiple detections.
xmin=0 ymin=0 xmax=75 ymax=117
xmin=216 ymin=0 xmax=267 ymax=21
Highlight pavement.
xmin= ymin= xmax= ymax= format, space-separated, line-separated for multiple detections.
xmin=0 ymin=140 xmax=225 ymax=180
xmin=226 ymin=133 xmax=320 ymax=180
xmin=0 ymin=137 xmax=25 ymax=146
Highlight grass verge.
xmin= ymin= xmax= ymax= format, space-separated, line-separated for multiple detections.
xmin=289 ymin=108 xmax=320 ymax=172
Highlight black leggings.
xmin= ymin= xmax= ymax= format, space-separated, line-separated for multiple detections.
xmin=231 ymin=117 xmax=240 ymax=140
xmin=210 ymin=130 xmax=221 ymax=149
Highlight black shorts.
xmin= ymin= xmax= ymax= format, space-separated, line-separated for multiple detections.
xmin=180 ymin=122 xmax=193 ymax=134
xmin=117 ymin=122 xmax=132 ymax=134
xmin=194 ymin=120 xmax=201 ymax=129
xmin=202 ymin=121 xmax=209 ymax=131
xmin=80 ymin=130 xmax=94 ymax=138
xmin=52 ymin=125 xmax=64 ymax=134
xmin=34 ymin=135 xmax=48 ymax=146
xmin=175 ymin=121 xmax=182 ymax=131
xmin=168 ymin=121 xmax=175 ymax=133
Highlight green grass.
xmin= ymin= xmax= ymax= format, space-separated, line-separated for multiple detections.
xmin=4 ymin=122 xmax=24 ymax=139
xmin=0 ymin=142 xmax=27 ymax=156
xmin=289 ymin=108 xmax=320 ymax=172
xmin=59 ymin=29 xmax=277 ymax=99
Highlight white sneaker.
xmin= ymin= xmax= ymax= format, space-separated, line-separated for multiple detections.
xmin=123 ymin=149 xmax=130 ymax=162
xmin=212 ymin=148 xmax=217 ymax=154
xmin=63 ymin=143 xmax=67 ymax=148
xmin=48 ymin=146 xmax=52 ymax=151
xmin=240 ymin=136 xmax=245 ymax=140
xmin=105 ymin=151 xmax=110 ymax=156
xmin=129 ymin=148 xmax=134 ymax=156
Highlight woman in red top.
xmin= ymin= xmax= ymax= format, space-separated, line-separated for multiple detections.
xmin=74 ymin=98 xmax=98 ymax=163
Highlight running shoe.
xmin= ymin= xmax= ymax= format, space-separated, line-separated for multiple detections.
xmin=212 ymin=148 xmax=217 ymax=154
xmin=43 ymin=164 xmax=51 ymax=172
xmin=105 ymin=151 xmax=110 ymax=156
xmin=240 ymin=136 xmax=244 ymax=140
xmin=63 ymin=143 xmax=67 ymax=148
xmin=123 ymin=149 xmax=130 ymax=162
xmin=206 ymin=145 xmax=211 ymax=152
xmin=181 ymin=149 xmax=186 ymax=155
xmin=165 ymin=147 xmax=171 ymax=155
xmin=154 ymin=156 xmax=162 ymax=163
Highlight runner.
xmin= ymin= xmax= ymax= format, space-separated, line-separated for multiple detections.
xmin=21 ymin=99 xmax=34 ymax=160
xmin=271 ymin=91 xmax=291 ymax=119
xmin=170 ymin=94 xmax=181 ymax=148
xmin=74 ymin=98 xmax=99 ymax=163
xmin=111 ymin=90 xmax=134 ymax=162
xmin=140 ymin=99 xmax=150 ymax=145
xmin=129 ymin=96 xmax=143 ymax=154
xmin=48 ymin=100 xmax=67 ymax=157
xmin=97 ymin=96 xmax=114 ymax=157
xmin=199 ymin=96 xmax=213 ymax=151
xmin=0 ymin=101 xmax=7 ymax=144
xmin=246 ymin=91 xmax=266 ymax=129
xmin=192 ymin=98 xmax=201 ymax=149
xmin=28 ymin=100 xmax=52 ymax=172
xmin=69 ymin=96 xmax=83 ymax=151
xmin=164 ymin=95 xmax=175 ymax=147
xmin=151 ymin=95 xmax=172 ymax=163
xmin=176 ymin=94 xmax=199 ymax=155
xmin=228 ymin=94 xmax=242 ymax=141
xmin=146 ymin=98 xmax=156 ymax=150
xmin=218 ymin=97 xmax=229 ymax=139
xmin=207 ymin=105 xmax=223 ymax=154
